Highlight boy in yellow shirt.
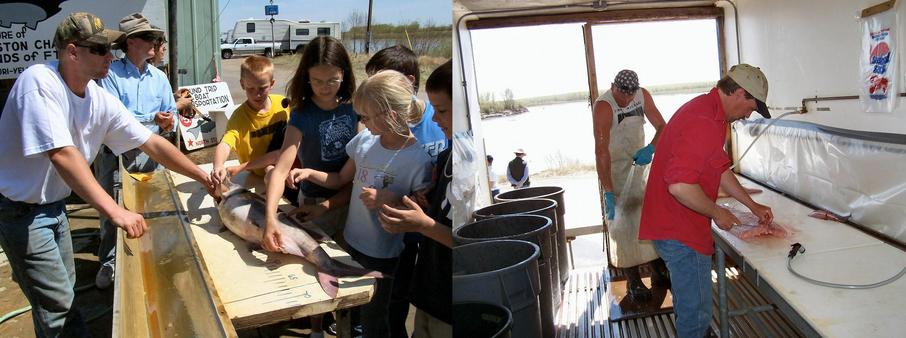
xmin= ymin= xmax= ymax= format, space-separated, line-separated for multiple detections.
xmin=211 ymin=55 xmax=290 ymax=184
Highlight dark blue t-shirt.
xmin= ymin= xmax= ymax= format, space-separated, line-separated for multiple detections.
xmin=288 ymin=100 xmax=358 ymax=198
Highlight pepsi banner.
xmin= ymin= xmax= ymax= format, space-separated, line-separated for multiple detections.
xmin=859 ymin=9 xmax=899 ymax=113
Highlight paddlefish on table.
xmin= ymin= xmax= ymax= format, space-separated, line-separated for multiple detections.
xmin=215 ymin=177 xmax=383 ymax=298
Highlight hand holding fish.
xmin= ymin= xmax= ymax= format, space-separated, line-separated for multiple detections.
xmin=747 ymin=202 xmax=774 ymax=225
xmin=262 ymin=221 xmax=284 ymax=253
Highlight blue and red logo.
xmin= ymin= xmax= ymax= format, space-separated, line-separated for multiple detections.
xmin=868 ymin=29 xmax=892 ymax=100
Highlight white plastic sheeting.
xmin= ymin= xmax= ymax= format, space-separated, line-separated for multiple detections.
xmin=606 ymin=164 xmax=659 ymax=268
xmin=452 ymin=132 xmax=482 ymax=228
xmin=733 ymin=119 xmax=906 ymax=245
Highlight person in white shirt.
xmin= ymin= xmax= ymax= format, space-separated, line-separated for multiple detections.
xmin=0 ymin=12 xmax=214 ymax=337
xmin=487 ymin=155 xmax=500 ymax=198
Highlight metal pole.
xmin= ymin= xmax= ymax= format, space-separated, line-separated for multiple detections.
xmin=269 ymin=0 xmax=275 ymax=57
xmin=717 ymin=245 xmax=729 ymax=338
xmin=167 ymin=0 xmax=178 ymax=88
xmin=365 ymin=0 xmax=374 ymax=53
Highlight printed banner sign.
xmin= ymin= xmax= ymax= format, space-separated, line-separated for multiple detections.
xmin=859 ymin=9 xmax=899 ymax=113
xmin=176 ymin=82 xmax=234 ymax=151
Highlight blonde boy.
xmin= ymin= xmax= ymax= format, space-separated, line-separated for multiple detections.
xmin=211 ymin=55 xmax=290 ymax=184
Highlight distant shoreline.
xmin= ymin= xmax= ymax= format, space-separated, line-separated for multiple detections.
xmin=479 ymin=81 xmax=713 ymax=119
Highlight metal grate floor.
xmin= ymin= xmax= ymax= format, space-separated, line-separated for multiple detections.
xmin=556 ymin=266 xmax=805 ymax=338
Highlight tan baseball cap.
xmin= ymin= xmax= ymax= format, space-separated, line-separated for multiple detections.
xmin=53 ymin=12 xmax=124 ymax=47
xmin=119 ymin=13 xmax=164 ymax=38
xmin=727 ymin=64 xmax=771 ymax=118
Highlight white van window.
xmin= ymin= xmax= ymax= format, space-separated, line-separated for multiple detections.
xmin=296 ymin=28 xmax=309 ymax=35
xmin=317 ymin=27 xmax=330 ymax=35
xmin=247 ymin=23 xmax=256 ymax=33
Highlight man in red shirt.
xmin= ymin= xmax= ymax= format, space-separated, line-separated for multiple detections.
xmin=639 ymin=64 xmax=774 ymax=338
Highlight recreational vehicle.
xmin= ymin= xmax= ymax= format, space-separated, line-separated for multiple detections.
xmin=229 ymin=18 xmax=342 ymax=54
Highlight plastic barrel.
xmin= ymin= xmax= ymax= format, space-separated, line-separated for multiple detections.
xmin=454 ymin=215 xmax=556 ymax=338
xmin=453 ymin=240 xmax=543 ymax=338
xmin=453 ymin=302 xmax=513 ymax=338
xmin=473 ymin=198 xmax=562 ymax=304
xmin=495 ymin=187 xmax=569 ymax=284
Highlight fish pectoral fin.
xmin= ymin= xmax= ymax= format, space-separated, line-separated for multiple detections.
xmin=317 ymin=272 xmax=339 ymax=298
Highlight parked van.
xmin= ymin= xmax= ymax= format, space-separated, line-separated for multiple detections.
xmin=230 ymin=18 xmax=341 ymax=54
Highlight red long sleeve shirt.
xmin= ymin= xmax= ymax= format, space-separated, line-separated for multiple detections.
xmin=639 ymin=88 xmax=731 ymax=255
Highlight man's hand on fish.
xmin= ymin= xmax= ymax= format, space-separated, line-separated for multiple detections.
xmin=748 ymin=202 xmax=774 ymax=225
xmin=111 ymin=208 xmax=148 ymax=239
xmin=262 ymin=222 xmax=284 ymax=253
xmin=713 ymin=206 xmax=741 ymax=231
xmin=286 ymin=168 xmax=312 ymax=189
xmin=379 ymin=195 xmax=433 ymax=234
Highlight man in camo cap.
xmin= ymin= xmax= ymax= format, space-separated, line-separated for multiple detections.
xmin=0 ymin=12 xmax=214 ymax=337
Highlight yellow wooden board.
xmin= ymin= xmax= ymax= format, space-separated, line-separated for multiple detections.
xmin=168 ymin=161 xmax=375 ymax=329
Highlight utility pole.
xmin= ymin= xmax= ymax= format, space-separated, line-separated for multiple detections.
xmin=267 ymin=0 xmax=277 ymax=58
xmin=365 ymin=0 xmax=374 ymax=53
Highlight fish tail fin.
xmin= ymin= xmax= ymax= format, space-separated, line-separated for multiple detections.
xmin=317 ymin=272 xmax=339 ymax=298
xmin=327 ymin=258 xmax=388 ymax=279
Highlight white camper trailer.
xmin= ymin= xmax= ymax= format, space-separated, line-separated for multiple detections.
xmin=230 ymin=18 xmax=342 ymax=54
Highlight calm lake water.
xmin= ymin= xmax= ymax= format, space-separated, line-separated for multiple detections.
xmin=481 ymin=93 xmax=701 ymax=174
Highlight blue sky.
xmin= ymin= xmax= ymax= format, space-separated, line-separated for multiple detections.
xmin=218 ymin=0 xmax=452 ymax=32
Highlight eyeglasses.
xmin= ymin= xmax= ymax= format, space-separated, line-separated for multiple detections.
xmin=309 ymin=78 xmax=343 ymax=88
xmin=74 ymin=42 xmax=111 ymax=56
xmin=134 ymin=33 xmax=164 ymax=46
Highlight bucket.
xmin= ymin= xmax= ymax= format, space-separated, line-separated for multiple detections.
xmin=473 ymin=198 xmax=563 ymax=291
xmin=454 ymin=215 xmax=556 ymax=337
xmin=453 ymin=240 xmax=543 ymax=338
xmin=495 ymin=187 xmax=569 ymax=284
xmin=452 ymin=302 xmax=513 ymax=338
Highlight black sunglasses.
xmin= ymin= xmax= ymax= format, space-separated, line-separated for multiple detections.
xmin=74 ymin=42 xmax=111 ymax=56
xmin=134 ymin=33 xmax=164 ymax=45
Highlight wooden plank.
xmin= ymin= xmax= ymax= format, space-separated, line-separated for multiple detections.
xmin=168 ymin=162 xmax=375 ymax=329
xmin=860 ymin=0 xmax=896 ymax=18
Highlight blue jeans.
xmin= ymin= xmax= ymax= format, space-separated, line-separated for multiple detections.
xmin=94 ymin=146 xmax=158 ymax=268
xmin=654 ymin=240 xmax=713 ymax=338
xmin=0 ymin=194 xmax=88 ymax=337
xmin=347 ymin=245 xmax=399 ymax=338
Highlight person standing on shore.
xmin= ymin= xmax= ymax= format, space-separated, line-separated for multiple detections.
xmin=506 ymin=148 xmax=530 ymax=189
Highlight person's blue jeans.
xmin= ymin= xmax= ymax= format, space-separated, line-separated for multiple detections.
xmin=347 ymin=245 xmax=399 ymax=338
xmin=0 ymin=193 xmax=88 ymax=337
xmin=94 ymin=146 xmax=158 ymax=268
xmin=654 ymin=239 xmax=713 ymax=338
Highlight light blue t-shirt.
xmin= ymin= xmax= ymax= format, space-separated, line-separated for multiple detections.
xmin=342 ymin=129 xmax=433 ymax=259
xmin=99 ymin=57 xmax=177 ymax=134
xmin=411 ymin=100 xmax=448 ymax=164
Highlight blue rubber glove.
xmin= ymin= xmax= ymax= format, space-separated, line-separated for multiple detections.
xmin=604 ymin=191 xmax=616 ymax=220
xmin=633 ymin=144 xmax=655 ymax=165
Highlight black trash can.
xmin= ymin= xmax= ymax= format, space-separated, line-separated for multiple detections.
xmin=453 ymin=240 xmax=543 ymax=338
xmin=453 ymin=302 xmax=513 ymax=338
xmin=495 ymin=187 xmax=569 ymax=284
xmin=473 ymin=198 xmax=562 ymax=308
xmin=454 ymin=215 xmax=556 ymax=338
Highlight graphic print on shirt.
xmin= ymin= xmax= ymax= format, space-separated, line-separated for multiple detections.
xmin=357 ymin=165 xmax=396 ymax=189
xmin=318 ymin=114 xmax=355 ymax=161
xmin=617 ymin=105 xmax=644 ymax=124
xmin=250 ymin=120 xmax=286 ymax=139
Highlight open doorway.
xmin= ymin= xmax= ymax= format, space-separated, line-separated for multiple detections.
xmin=470 ymin=16 xmax=723 ymax=269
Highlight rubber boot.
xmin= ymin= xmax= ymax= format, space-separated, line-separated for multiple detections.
xmin=650 ymin=258 xmax=672 ymax=289
xmin=625 ymin=266 xmax=651 ymax=301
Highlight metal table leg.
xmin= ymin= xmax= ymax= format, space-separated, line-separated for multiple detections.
xmin=716 ymin=245 xmax=729 ymax=338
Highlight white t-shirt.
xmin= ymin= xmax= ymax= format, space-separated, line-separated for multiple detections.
xmin=343 ymin=129 xmax=432 ymax=259
xmin=0 ymin=61 xmax=152 ymax=204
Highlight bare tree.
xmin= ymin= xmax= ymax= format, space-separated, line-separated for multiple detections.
xmin=345 ymin=10 xmax=366 ymax=54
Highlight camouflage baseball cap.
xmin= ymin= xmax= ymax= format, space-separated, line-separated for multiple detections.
xmin=53 ymin=12 xmax=124 ymax=47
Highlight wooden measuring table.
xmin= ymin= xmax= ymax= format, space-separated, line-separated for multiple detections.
xmin=168 ymin=161 xmax=375 ymax=329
